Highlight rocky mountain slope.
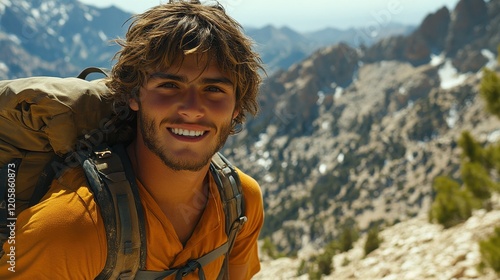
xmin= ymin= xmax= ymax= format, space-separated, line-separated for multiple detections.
xmin=0 ymin=0 xmax=130 ymax=78
xmin=255 ymin=194 xmax=500 ymax=279
xmin=223 ymin=0 xmax=500 ymax=262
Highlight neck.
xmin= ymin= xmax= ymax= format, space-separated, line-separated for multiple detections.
xmin=126 ymin=140 xmax=210 ymax=205
xmin=126 ymin=140 xmax=212 ymax=245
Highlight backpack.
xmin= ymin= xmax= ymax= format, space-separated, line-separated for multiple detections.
xmin=0 ymin=68 xmax=247 ymax=279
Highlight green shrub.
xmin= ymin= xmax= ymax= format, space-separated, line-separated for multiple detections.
xmin=296 ymin=260 xmax=307 ymax=277
xmin=261 ymin=237 xmax=284 ymax=259
xmin=304 ymin=240 xmax=339 ymax=279
xmin=480 ymin=67 xmax=500 ymax=119
xmin=316 ymin=250 xmax=335 ymax=276
xmin=461 ymin=161 xmax=493 ymax=200
xmin=341 ymin=256 xmax=350 ymax=266
xmin=484 ymin=143 xmax=500 ymax=191
xmin=479 ymin=226 xmax=500 ymax=274
xmin=339 ymin=224 xmax=359 ymax=252
xmin=307 ymin=247 xmax=336 ymax=279
xmin=308 ymin=269 xmax=322 ymax=280
xmin=458 ymin=131 xmax=485 ymax=164
xmin=364 ymin=225 xmax=382 ymax=256
xmin=429 ymin=176 xmax=475 ymax=228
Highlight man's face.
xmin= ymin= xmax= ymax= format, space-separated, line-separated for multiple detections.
xmin=129 ymin=54 xmax=238 ymax=171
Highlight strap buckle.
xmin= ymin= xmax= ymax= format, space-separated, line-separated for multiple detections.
xmin=179 ymin=260 xmax=201 ymax=277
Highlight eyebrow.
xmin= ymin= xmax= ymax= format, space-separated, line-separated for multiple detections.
xmin=148 ymin=72 xmax=234 ymax=86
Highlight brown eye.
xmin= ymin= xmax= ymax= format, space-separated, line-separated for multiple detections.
xmin=206 ymin=86 xmax=225 ymax=93
xmin=159 ymin=82 xmax=178 ymax=89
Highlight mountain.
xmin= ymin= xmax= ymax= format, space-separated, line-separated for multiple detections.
xmin=0 ymin=0 xmax=130 ymax=79
xmin=0 ymin=0 xmax=413 ymax=79
xmin=222 ymin=0 xmax=500 ymax=273
xmin=246 ymin=23 xmax=414 ymax=74
xmin=363 ymin=0 xmax=499 ymax=68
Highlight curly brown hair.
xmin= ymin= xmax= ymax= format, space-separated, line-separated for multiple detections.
xmin=106 ymin=0 xmax=264 ymax=133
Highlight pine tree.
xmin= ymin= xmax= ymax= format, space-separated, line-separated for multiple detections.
xmin=429 ymin=176 xmax=475 ymax=228
xmin=476 ymin=46 xmax=500 ymax=275
xmin=458 ymin=131 xmax=485 ymax=164
xmin=461 ymin=161 xmax=493 ymax=200
xmin=480 ymin=46 xmax=500 ymax=119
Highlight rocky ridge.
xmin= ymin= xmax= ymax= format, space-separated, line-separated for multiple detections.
xmin=254 ymin=194 xmax=500 ymax=279
xmin=0 ymin=0 xmax=130 ymax=78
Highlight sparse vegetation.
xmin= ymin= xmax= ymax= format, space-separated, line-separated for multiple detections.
xmin=306 ymin=241 xmax=338 ymax=280
xmin=461 ymin=161 xmax=493 ymax=201
xmin=480 ymin=63 xmax=500 ymax=119
xmin=430 ymin=47 xmax=500 ymax=274
xmin=261 ymin=237 xmax=285 ymax=259
xmin=429 ymin=176 xmax=475 ymax=228
xmin=296 ymin=221 xmax=360 ymax=278
xmin=341 ymin=256 xmax=350 ymax=266
xmin=364 ymin=225 xmax=382 ymax=256
xmin=296 ymin=260 xmax=308 ymax=277
xmin=478 ymin=226 xmax=500 ymax=274
xmin=476 ymin=49 xmax=500 ymax=274
xmin=429 ymin=130 xmax=497 ymax=228
xmin=260 ymin=196 xmax=307 ymax=238
xmin=339 ymin=223 xmax=359 ymax=253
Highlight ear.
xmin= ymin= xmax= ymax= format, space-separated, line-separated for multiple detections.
xmin=232 ymin=109 xmax=239 ymax=120
xmin=129 ymin=98 xmax=139 ymax=111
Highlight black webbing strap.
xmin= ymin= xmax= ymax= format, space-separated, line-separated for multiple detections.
xmin=114 ymin=144 xmax=147 ymax=271
xmin=77 ymin=67 xmax=110 ymax=80
xmin=134 ymin=242 xmax=229 ymax=280
xmin=82 ymin=144 xmax=145 ymax=280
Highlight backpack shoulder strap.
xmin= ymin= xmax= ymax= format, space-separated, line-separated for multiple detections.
xmin=77 ymin=67 xmax=110 ymax=79
xmin=209 ymin=152 xmax=247 ymax=280
xmin=82 ymin=144 xmax=146 ymax=280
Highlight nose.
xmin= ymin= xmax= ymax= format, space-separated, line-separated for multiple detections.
xmin=178 ymin=89 xmax=204 ymax=119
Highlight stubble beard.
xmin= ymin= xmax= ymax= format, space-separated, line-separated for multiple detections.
xmin=138 ymin=111 xmax=232 ymax=172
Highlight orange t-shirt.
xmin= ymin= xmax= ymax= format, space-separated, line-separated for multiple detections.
xmin=0 ymin=166 xmax=264 ymax=279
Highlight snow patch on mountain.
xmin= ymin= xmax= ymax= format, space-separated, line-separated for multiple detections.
xmin=438 ymin=59 xmax=470 ymax=89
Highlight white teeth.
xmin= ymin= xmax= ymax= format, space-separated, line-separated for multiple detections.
xmin=171 ymin=128 xmax=205 ymax=137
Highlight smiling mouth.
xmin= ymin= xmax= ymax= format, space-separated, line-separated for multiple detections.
xmin=169 ymin=128 xmax=206 ymax=137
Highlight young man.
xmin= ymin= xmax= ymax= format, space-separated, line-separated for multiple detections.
xmin=0 ymin=0 xmax=264 ymax=279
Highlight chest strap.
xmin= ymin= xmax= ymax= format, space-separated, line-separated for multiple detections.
xmin=134 ymin=242 xmax=229 ymax=280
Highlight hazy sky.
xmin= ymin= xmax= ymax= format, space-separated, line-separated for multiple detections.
xmin=78 ymin=0 xmax=462 ymax=32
